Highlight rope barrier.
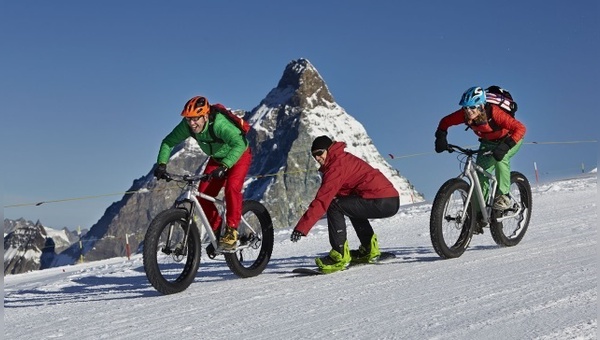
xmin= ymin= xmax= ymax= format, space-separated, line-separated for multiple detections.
xmin=4 ymin=187 xmax=171 ymax=208
xmin=4 ymin=139 xmax=596 ymax=209
xmin=7 ymin=192 xmax=137 ymax=208
xmin=525 ymin=140 xmax=597 ymax=145
xmin=385 ymin=140 xmax=597 ymax=159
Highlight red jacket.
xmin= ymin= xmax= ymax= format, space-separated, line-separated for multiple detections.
xmin=294 ymin=142 xmax=399 ymax=235
xmin=437 ymin=104 xmax=526 ymax=143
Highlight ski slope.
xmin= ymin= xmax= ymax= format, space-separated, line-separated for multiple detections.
xmin=4 ymin=173 xmax=597 ymax=339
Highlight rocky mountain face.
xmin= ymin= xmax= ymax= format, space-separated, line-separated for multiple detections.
xmin=6 ymin=58 xmax=424 ymax=272
xmin=4 ymin=218 xmax=77 ymax=274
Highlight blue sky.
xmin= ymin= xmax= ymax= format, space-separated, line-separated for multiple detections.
xmin=3 ymin=1 xmax=597 ymax=230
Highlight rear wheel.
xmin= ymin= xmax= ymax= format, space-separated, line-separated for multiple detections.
xmin=430 ymin=178 xmax=475 ymax=259
xmin=224 ymin=200 xmax=274 ymax=277
xmin=490 ymin=171 xmax=532 ymax=246
xmin=143 ymin=209 xmax=201 ymax=295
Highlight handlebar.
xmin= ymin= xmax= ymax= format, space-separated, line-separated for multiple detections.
xmin=446 ymin=144 xmax=492 ymax=157
xmin=159 ymin=172 xmax=211 ymax=183
xmin=446 ymin=144 xmax=476 ymax=155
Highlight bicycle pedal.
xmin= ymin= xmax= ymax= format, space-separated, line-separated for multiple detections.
xmin=216 ymin=243 xmax=239 ymax=252
xmin=218 ymin=248 xmax=238 ymax=254
xmin=206 ymin=243 xmax=220 ymax=259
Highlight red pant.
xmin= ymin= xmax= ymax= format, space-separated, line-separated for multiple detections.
xmin=198 ymin=148 xmax=252 ymax=230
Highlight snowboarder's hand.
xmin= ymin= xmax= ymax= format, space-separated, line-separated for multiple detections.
xmin=210 ymin=166 xmax=228 ymax=179
xmin=154 ymin=163 xmax=167 ymax=180
xmin=290 ymin=229 xmax=303 ymax=242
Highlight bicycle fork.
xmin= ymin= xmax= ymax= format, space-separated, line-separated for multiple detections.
xmin=164 ymin=188 xmax=221 ymax=258
xmin=461 ymin=160 xmax=498 ymax=226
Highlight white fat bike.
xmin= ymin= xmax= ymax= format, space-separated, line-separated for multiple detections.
xmin=143 ymin=172 xmax=273 ymax=294
xmin=429 ymin=144 xmax=532 ymax=259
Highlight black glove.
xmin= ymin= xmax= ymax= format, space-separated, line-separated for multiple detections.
xmin=210 ymin=165 xmax=228 ymax=179
xmin=492 ymin=137 xmax=516 ymax=162
xmin=290 ymin=229 xmax=303 ymax=242
xmin=153 ymin=163 xmax=167 ymax=180
xmin=434 ymin=129 xmax=449 ymax=153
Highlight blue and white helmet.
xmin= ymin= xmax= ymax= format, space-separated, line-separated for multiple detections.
xmin=459 ymin=86 xmax=486 ymax=107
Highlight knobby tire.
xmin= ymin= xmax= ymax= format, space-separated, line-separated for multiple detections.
xmin=143 ymin=209 xmax=201 ymax=295
xmin=430 ymin=178 xmax=475 ymax=259
xmin=489 ymin=171 xmax=532 ymax=246
xmin=224 ymin=200 xmax=274 ymax=278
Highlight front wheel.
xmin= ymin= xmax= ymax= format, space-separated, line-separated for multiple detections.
xmin=430 ymin=178 xmax=475 ymax=259
xmin=490 ymin=171 xmax=532 ymax=247
xmin=224 ymin=200 xmax=274 ymax=278
xmin=143 ymin=208 xmax=201 ymax=295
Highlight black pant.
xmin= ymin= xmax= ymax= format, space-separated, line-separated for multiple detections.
xmin=326 ymin=196 xmax=400 ymax=253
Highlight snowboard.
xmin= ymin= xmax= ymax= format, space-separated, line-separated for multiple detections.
xmin=292 ymin=252 xmax=396 ymax=276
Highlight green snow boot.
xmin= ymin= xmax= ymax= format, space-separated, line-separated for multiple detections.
xmin=350 ymin=234 xmax=381 ymax=264
xmin=315 ymin=241 xmax=351 ymax=273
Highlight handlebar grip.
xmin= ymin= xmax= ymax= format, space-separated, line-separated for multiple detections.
xmin=180 ymin=173 xmax=212 ymax=182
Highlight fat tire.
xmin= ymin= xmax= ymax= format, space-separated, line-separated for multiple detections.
xmin=224 ymin=200 xmax=274 ymax=278
xmin=143 ymin=208 xmax=201 ymax=295
xmin=490 ymin=171 xmax=532 ymax=247
xmin=430 ymin=178 xmax=475 ymax=259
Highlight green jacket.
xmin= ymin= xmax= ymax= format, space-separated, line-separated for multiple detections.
xmin=157 ymin=113 xmax=248 ymax=169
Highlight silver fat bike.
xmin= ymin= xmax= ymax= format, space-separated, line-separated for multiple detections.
xmin=143 ymin=172 xmax=274 ymax=294
xmin=429 ymin=144 xmax=532 ymax=259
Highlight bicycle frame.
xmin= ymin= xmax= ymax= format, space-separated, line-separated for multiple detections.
xmin=169 ymin=175 xmax=259 ymax=254
xmin=458 ymin=152 xmax=497 ymax=225
xmin=453 ymin=145 xmax=523 ymax=226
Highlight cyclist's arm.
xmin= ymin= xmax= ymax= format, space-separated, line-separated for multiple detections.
xmin=157 ymin=120 xmax=192 ymax=164
xmin=437 ymin=109 xmax=465 ymax=132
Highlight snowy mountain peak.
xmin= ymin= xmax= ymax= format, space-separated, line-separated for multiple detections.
xmin=273 ymin=58 xmax=335 ymax=109
xmin=245 ymin=58 xmax=424 ymax=228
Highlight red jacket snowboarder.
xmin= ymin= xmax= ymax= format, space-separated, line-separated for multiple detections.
xmin=291 ymin=136 xmax=399 ymax=273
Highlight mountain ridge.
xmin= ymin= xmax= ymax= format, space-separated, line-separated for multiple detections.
xmin=4 ymin=58 xmax=423 ymax=273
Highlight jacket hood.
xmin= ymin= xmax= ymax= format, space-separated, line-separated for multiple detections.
xmin=320 ymin=141 xmax=346 ymax=171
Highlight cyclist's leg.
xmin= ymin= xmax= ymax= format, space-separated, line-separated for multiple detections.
xmin=223 ymin=148 xmax=252 ymax=228
xmin=199 ymin=159 xmax=225 ymax=230
xmin=475 ymin=141 xmax=497 ymax=213
xmin=495 ymin=139 xmax=523 ymax=195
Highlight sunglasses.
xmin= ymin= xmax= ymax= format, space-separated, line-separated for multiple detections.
xmin=185 ymin=116 xmax=203 ymax=123
xmin=464 ymin=104 xmax=484 ymax=113
xmin=312 ymin=149 xmax=327 ymax=158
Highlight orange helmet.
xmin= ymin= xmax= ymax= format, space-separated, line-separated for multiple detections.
xmin=181 ymin=96 xmax=210 ymax=118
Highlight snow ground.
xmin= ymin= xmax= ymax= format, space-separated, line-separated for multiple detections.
xmin=4 ymin=173 xmax=597 ymax=339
